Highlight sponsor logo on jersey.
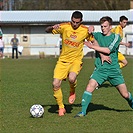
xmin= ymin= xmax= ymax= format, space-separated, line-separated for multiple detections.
xmin=64 ymin=39 xmax=80 ymax=47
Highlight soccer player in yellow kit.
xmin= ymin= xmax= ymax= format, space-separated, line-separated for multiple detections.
xmin=111 ymin=16 xmax=131 ymax=68
xmin=45 ymin=11 xmax=94 ymax=116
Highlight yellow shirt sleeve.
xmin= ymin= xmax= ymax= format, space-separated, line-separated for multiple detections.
xmin=111 ymin=25 xmax=123 ymax=40
xmin=86 ymin=34 xmax=94 ymax=42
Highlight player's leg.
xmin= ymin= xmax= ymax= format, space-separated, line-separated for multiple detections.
xmin=68 ymin=60 xmax=82 ymax=104
xmin=116 ymin=84 xmax=133 ymax=109
xmin=68 ymin=72 xmax=77 ymax=104
xmin=74 ymin=79 xmax=98 ymax=117
xmin=53 ymin=61 xmax=69 ymax=116
xmin=109 ymin=69 xmax=133 ymax=109
xmin=118 ymin=52 xmax=128 ymax=68
xmin=53 ymin=78 xmax=66 ymax=116
xmin=82 ymin=79 xmax=98 ymax=113
xmin=74 ymin=68 xmax=106 ymax=117
xmin=119 ymin=59 xmax=128 ymax=68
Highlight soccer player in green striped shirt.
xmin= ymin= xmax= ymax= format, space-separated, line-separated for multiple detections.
xmin=75 ymin=16 xmax=133 ymax=117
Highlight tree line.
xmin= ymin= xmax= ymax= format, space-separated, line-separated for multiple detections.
xmin=0 ymin=0 xmax=130 ymax=11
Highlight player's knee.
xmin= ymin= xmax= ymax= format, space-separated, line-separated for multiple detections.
xmin=52 ymin=81 xmax=60 ymax=91
xmin=68 ymin=77 xmax=76 ymax=84
xmin=86 ymin=79 xmax=98 ymax=92
xmin=125 ymin=61 xmax=128 ymax=66
xmin=123 ymin=60 xmax=128 ymax=66
xmin=68 ymin=72 xmax=77 ymax=83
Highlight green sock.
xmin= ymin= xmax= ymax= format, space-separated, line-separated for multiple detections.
xmin=128 ymin=92 xmax=133 ymax=100
xmin=126 ymin=92 xmax=133 ymax=101
xmin=81 ymin=91 xmax=92 ymax=115
xmin=126 ymin=92 xmax=133 ymax=109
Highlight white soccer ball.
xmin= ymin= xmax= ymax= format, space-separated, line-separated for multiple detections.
xmin=30 ymin=104 xmax=44 ymax=118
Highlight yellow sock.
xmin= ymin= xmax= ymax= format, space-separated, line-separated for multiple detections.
xmin=69 ymin=80 xmax=77 ymax=93
xmin=53 ymin=88 xmax=64 ymax=109
xmin=119 ymin=62 xmax=125 ymax=68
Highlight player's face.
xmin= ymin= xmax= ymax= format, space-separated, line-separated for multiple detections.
xmin=71 ymin=17 xmax=82 ymax=30
xmin=101 ymin=21 xmax=112 ymax=36
xmin=120 ymin=20 xmax=128 ymax=28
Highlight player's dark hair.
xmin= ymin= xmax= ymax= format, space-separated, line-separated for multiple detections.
xmin=100 ymin=16 xmax=113 ymax=25
xmin=71 ymin=11 xmax=83 ymax=21
xmin=119 ymin=16 xmax=128 ymax=22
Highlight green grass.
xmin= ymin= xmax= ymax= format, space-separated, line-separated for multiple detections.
xmin=0 ymin=57 xmax=133 ymax=133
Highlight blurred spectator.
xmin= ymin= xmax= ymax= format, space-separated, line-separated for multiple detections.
xmin=0 ymin=33 xmax=5 ymax=59
xmin=10 ymin=34 xmax=19 ymax=59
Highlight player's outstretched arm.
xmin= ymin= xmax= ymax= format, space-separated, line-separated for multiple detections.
xmin=120 ymin=41 xmax=131 ymax=47
xmin=45 ymin=26 xmax=53 ymax=33
xmin=45 ymin=24 xmax=60 ymax=33
xmin=88 ymin=25 xmax=95 ymax=34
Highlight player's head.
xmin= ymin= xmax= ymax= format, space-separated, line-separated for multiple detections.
xmin=119 ymin=16 xmax=128 ymax=28
xmin=100 ymin=16 xmax=113 ymax=36
xmin=71 ymin=11 xmax=83 ymax=30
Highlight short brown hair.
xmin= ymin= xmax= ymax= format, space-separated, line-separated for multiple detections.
xmin=119 ymin=16 xmax=128 ymax=22
xmin=100 ymin=16 xmax=113 ymax=25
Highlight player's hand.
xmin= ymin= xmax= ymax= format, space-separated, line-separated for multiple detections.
xmin=100 ymin=54 xmax=112 ymax=64
xmin=84 ymin=41 xmax=93 ymax=48
xmin=88 ymin=25 xmax=95 ymax=34
xmin=125 ymin=42 xmax=131 ymax=47
xmin=52 ymin=24 xmax=60 ymax=29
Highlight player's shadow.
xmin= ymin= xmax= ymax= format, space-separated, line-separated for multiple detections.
xmin=42 ymin=103 xmax=132 ymax=115
xmin=86 ymin=103 xmax=132 ymax=114
xmin=99 ymin=83 xmax=113 ymax=88
xmin=43 ymin=104 xmax=81 ymax=114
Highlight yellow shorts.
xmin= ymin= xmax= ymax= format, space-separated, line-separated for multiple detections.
xmin=118 ymin=52 xmax=125 ymax=61
xmin=54 ymin=60 xmax=83 ymax=80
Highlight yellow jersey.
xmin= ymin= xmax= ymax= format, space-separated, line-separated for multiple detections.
xmin=111 ymin=25 xmax=123 ymax=40
xmin=52 ymin=22 xmax=94 ymax=62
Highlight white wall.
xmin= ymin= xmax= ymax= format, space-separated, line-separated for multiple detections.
xmin=2 ymin=24 xmax=133 ymax=56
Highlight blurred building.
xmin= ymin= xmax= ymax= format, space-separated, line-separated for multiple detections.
xmin=0 ymin=10 xmax=133 ymax=57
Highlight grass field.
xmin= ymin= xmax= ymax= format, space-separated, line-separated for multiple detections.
xmin=0 ymin=57 xmax=133 ymax=133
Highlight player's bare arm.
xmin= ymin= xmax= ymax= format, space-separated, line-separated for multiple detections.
xmin=88 ymin=25 xmax=95 ymax=34
xmin=45 ymin=24 xmax=60 ymax=33
xmin=84 ymin=41 xmax=110 ymax=54
xmin=120 ymin=41 xmax=131 ymax=47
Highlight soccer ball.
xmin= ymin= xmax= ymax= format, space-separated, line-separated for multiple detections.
xmin=30 ymin=104 xmax=44 ymax=118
